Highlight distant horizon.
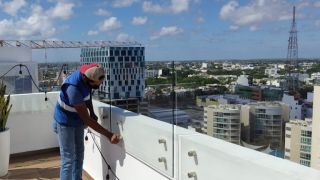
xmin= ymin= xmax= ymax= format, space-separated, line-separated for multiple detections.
xmin=35 ymin=57 xmax=320 ymax=64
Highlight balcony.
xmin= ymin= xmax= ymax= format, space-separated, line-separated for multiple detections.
xmin=3 ymin=92 xmax=320 ymax=180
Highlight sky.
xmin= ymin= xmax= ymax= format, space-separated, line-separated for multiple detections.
xmin=1 ymin=0 xmax=320 ymax=61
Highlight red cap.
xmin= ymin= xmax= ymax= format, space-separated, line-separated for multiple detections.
xmin=80 ymin=63 xmax=99 ymax=74
xmin=80 ymin=63 xmax=105 ymax=82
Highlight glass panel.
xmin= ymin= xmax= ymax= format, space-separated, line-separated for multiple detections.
xmin=90 ymin=48 xmax=175 ymax=177
xmin=7 ymin=93 xmax=59 ymax=154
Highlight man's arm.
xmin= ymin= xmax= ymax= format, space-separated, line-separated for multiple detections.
xmin=74 ymin=103 xmax=120 ymax=144
xmin=85 ymin=99 xmax=98 ymax=121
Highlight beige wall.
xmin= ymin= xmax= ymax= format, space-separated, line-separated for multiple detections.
xmin=240 ymin=105 xmax=250 ymax=126
xmin=206 ymin=108 xmax=214 ymax=136
xmin=281 ymin=103 xmax=290 ymax=122
xmin=311 ymin=86 xmax=320 ymax=169
xmin=287 ymin=124 xmax=301 ymax=163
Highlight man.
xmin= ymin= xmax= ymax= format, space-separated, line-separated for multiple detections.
xmin=53 ymin=63 xmax=120 ymax=180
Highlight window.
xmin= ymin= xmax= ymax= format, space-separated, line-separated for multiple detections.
xmin=301 ymin=130 xmax=312 ymax=137
xmin=300 ymin=153 xmax=311 ymax=160
xmin=285 ymin=148 xmax=290 ymax=152
xmin=301 ymin=137 xmax=312 ymax=145
xmin=300 ymin=160 xmax=310 ymax=167
xmin=300 ymin=145 xmax=311 ymax=153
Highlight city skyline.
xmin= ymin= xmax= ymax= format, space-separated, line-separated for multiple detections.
xmin=1 ymin=0 xmax=320 ymax=61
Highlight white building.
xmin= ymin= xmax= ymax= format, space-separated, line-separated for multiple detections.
xmin=307 ymin=92 xmax=314 ymax=103
xmin=278 ymin=64 xmax=286 ymax=69
xmin=311 ymin=86 xmax=320 ymax=170
xmin=311 ymin=72 xmax=320 ymax=80
xmin=285 ymin=119 xmax=312 ymax=167
xmin=223 ymin=63 xmax=240 ymax=71
xmin=298 ymin=73 xmax=309 ymax=82
xmin=204 ymin=104 xmax=241 ymax=144
xmin=282 ymin=93 xmax=302 ymax=120
xmin=0 ymin=47 xmax=38 ymax=94
xmin=80 ymin=46 xmax=145 ymax=99
xmin=241 ymin=64 xmax=254 ymax=70
xmin=145 ymin=69 xmax=162 ymax=78
xmin=266 ymin=79 xmax=281 ymax=87
xmin=236 ymin=75 xmax=249 ymax=86
xmin=201 ymin=62 xmax=208 ymax=69
xmin=265 ymin=67 xmax=279 ymax=78
xmin=244 ymin=102 xmax=289 ymax=149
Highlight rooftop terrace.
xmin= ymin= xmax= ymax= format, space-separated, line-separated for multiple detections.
xmin=2 ymin=92 xmax=320 ymax=180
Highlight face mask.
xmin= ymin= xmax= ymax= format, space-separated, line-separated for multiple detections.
xmin=90 ymin=84 xmax=99 ymax=89
xmin=86 ymin=80 xmax=99 ymax=89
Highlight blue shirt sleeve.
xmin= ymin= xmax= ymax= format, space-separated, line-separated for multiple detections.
xmin=66 ymin=85 xmax=84 ymax=105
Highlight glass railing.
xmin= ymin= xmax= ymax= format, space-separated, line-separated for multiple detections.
xmin=3 ymin=60 xmax=320 ymax=179
xmin=7 ymin=92 xmax=59 ymax=154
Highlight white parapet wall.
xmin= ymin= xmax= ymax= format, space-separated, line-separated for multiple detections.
xmin=7 ymin=92 xmax=59 ymax=154
xmin=6 ymin=93 xmax=320 ymax=180
xmin=86 ymin=99 xmax=320 ymax=180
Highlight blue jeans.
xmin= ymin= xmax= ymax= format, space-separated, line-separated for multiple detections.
xmin=53 ymin=121 xmax=84 ymax=180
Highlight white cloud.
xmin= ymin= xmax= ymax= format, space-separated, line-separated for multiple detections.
xmin=132 ymin=16 xmax=148 ymax=25
xmin=314 ymin=1 xmax=320 ymax=8
xmin=296 ymin=1 xmax=309 ymax=9
xmin=0 ymin=5 xmax=56 ymax=39
xmin=143 ymin=0 xmax=190 ymax=14
xmin=171 ymin=0 xmax=189 ymax=13
xmin=196 ymin=16 xmax=205 ymax=23
xmin=220 ymin=0 xmax=292 ymax=27
xmin=143 ymin=1 xmax=166 ymax=13
xmin=99 ymin=17 xmax=121 ymax=31
xmin=113 ymin=0 xmax=138 ymax=8
xmin=229 ymin=25 xmax=239 ymax=31
xmin=116 ymin=33 xmax=134 ymax=41
xmin=315 ymin=20 xmax=320 ymax=27
xmin=3 ymin=0 xmax=27 ymax=16
xmin=48 ymin=1 xmax=75 ymax=20
xmin=249 ymin=26 xmax=258 ymax=32
xmin=88 ymin=30 xmax=98 ymax=36
xmin=0 ymin=1 xmax=76 ymax=39
xmin=151 ymin=26 xmax=184 ymax=40
xmin=95 ymin=8 xmax=111 ymax=16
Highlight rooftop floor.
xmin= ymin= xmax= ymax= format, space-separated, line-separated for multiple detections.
xmin=2 ymin=149 xmax=93 ymax=180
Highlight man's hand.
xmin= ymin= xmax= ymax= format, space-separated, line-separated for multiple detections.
xmin=109 ymin=133 xmax=121 ymax=144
